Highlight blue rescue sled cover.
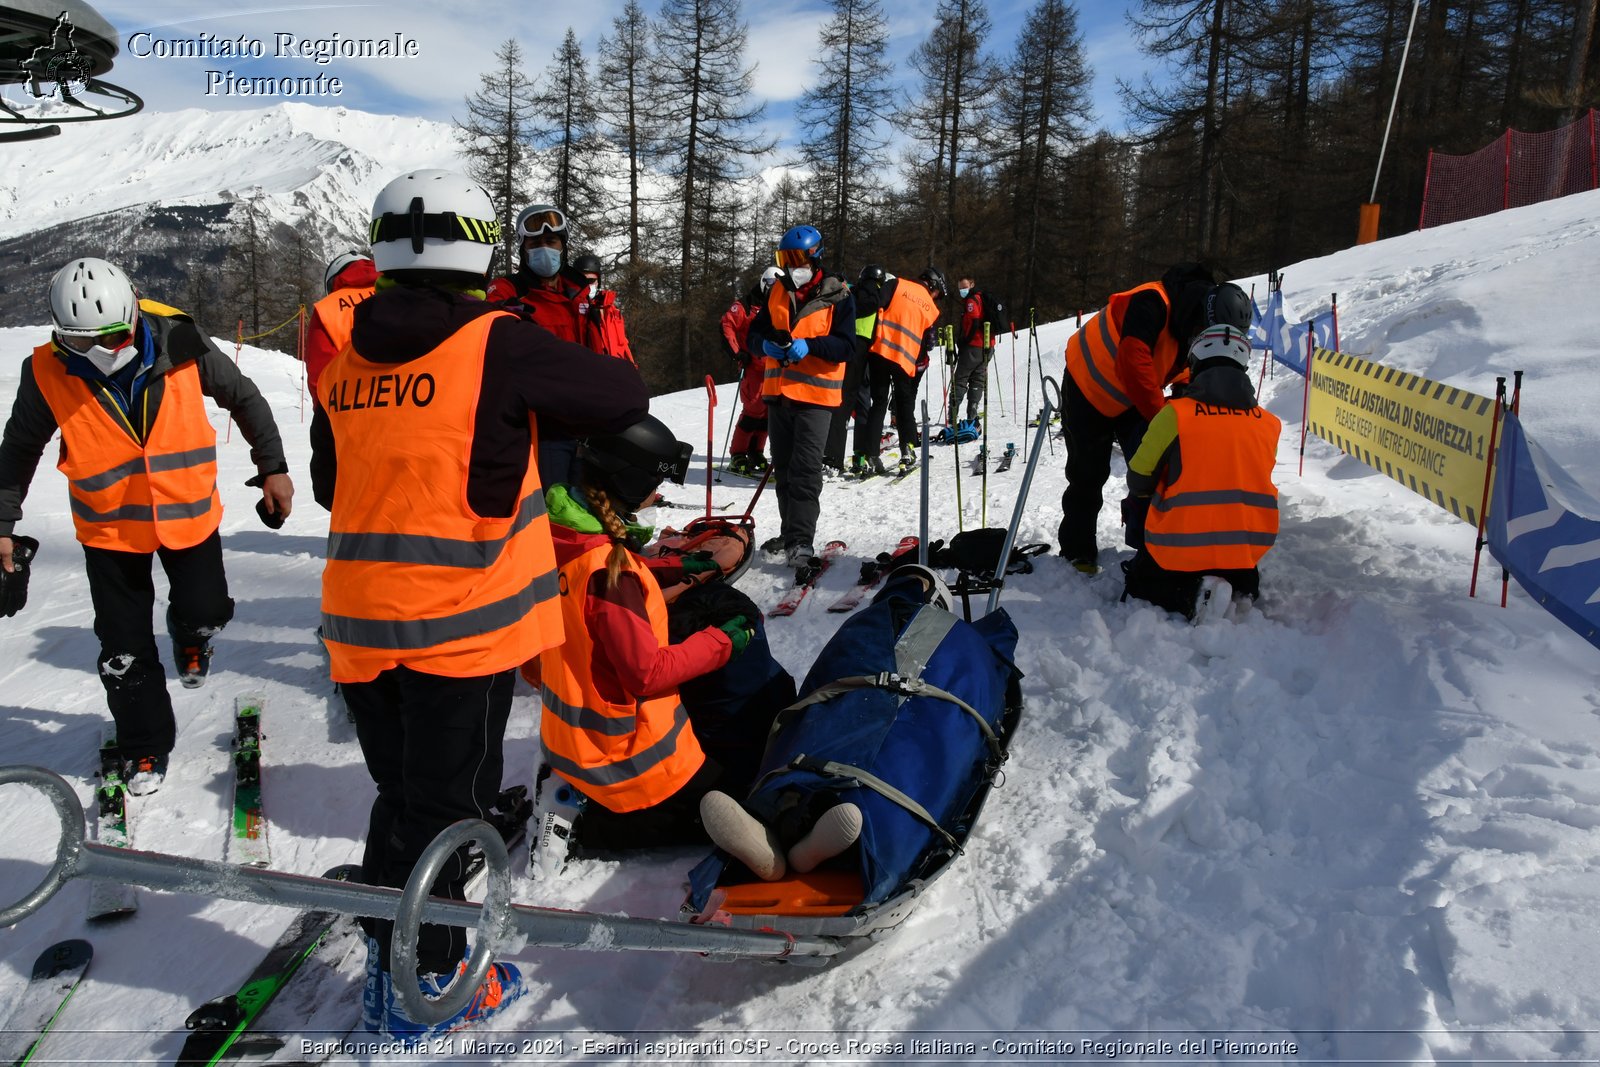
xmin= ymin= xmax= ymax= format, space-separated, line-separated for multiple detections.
xmin=687 ymin=574 xmax=1021 ymax=914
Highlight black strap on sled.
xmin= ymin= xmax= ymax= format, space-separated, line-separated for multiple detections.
xmin=788 ymin=755 xmax=961 ymax=850
xmin=779 ymin=672 xmax=1003 ymax=765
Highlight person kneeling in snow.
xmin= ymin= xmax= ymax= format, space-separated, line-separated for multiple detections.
xmin=537 ymin=414 xmax=793 ymax=852
xmin=1119 ymin=297 xmax=1282 ymax=620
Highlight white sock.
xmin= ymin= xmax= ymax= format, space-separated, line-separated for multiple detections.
xmin=787 ymin=803 xmax=863 ymax=874
xmin=699 ymin=791 xmax=786 ymax=881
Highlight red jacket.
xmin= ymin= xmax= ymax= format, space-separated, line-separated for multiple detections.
xmin=305 ymin=259 xmax=379 ymax=397
xmin=549 ymin=523 xmax=731 ymax=704
xmin=720 ymin=298 xmax=758 ymax=361
xmin=960 ymin=291 xmax=984 ymax=347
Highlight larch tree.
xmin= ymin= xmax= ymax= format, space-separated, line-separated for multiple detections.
xmin=455 ymin=39 xmax=542 ymax=276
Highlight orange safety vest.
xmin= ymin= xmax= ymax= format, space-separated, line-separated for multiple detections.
xmin=761 ymin=282 xmax=847 ymax=407
xmin=312 ymin=285 xmax=374 ymax=356
xmin=1065 ymin=281 xmax=1182 ymax=418
xmin=1143 ymin=399 xmax=1282 ymax=572
xmin=869 ymin=280 xmax=940 ymax=376
xmin=538 ymin=540 xmax=706 ymax=812
xmin=30 ymin=316 xmax=221 ymax=554
xmin=319 ymin=310 xmax=562 ymax=683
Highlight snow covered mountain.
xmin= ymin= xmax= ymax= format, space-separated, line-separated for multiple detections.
xmin=2 ymin=186 xmax=1600 ymax=1064
xmin=0 ymin=104 xmax=462 ymax=327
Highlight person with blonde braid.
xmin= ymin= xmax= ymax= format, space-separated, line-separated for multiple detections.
xmin=537 ymin=415 xmax=777 ymax=850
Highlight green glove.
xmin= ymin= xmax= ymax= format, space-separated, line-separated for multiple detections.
xmin=680 ymin=551 xmax=721 ymax=576
xmin=717 ymin=615 xmax=753 ymax=656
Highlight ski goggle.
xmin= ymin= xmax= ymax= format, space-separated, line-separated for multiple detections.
xmin=774 ymin=247 xmax=816 ymax=269
xmin=516 ymin=208 xmax=567 ymax=238
xmin=57 ymin=326 xmax=133 ymax=354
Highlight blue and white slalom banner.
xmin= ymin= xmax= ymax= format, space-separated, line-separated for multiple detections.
xmin=1487 ymin=409 xmax=1600 ymax=650
xmin=1254 ymin=289 xmax=1335 ymax=376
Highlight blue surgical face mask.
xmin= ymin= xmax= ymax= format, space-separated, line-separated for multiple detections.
xmin=958 ymin=287 xmax=970 ymax=298
xmin=524 ymin=246 xmax=562 ymax=278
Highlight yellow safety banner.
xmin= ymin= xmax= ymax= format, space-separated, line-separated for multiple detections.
xmin=1305 ymin=348 xmax=1496 ymax=525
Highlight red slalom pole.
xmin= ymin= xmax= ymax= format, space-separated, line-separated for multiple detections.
xmin=703 ymin=375 xmax=717 ymax=519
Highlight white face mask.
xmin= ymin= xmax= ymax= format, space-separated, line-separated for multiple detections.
xmin=84 ymin=342 xmax=139 ymax=377
xmin=789 ymin=266 xmax=814 ymax=288
xmin=588 ymin=282 xmax=600 ymax=299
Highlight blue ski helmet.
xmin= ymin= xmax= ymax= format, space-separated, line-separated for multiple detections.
xmin=777 ymin=225 xmax=823 ymax=262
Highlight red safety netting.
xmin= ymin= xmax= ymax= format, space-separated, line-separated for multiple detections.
xmin=1420 ymin=109 xmax=1598 ymax=228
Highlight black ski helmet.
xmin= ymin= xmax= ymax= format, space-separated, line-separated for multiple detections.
xmin=918 ymin=266 xmax=949 ymax=299
xmin=1203 ymin=282 xmax=1252 ymax=332
xmin=572 ymin=253 xmax=603 ymax=277
xmin=857 ymin=264 xmax=887 ymax=287
xmin=578 ymin=415 xmax=693 ymax=512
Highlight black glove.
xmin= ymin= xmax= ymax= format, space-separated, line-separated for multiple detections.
xmin=1120 ymin=496 xmax=1148 ymax=550
xmin=0 ymin=535 xmax=40 ymax=618
xmin=255 ymin=498 xmax=286 ymax=530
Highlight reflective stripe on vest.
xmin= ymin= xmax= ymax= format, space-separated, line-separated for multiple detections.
xmin=319 ymin=309 xmax=562 ymax=683
xmin=30 ymin=341 xmax=221 ymax=553
xmin=538 ymin=540 xmax=706 ymax=812
xmin=1143 ymin=399 xmax=1282 ymax=572
xmin=761 ymin=283 xmax=846 ymax=406
xmin=870 ymin=281 xmax=940 ymax=376
xmin=1064 ymin=281 xmax=1180 ymax=418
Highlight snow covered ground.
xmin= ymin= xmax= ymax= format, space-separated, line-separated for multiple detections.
xmin=3 ymin=187 xmax=1600 ymax=1065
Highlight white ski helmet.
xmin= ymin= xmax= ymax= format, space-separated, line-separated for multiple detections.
xmin=759 ymin=265 xmax=783 ymax=292
xmin=322 ymin=249 xmax=370 ymax=293
xmin=368 ymin=170 xmax=499 ymax=277
xmin=1187 ymin=323 xmax=1252 ymax=369
xmin=49 ymin=257 xmax=138 ymax=340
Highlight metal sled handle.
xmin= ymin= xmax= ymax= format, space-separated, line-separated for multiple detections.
xmin=391 ymin=818 xmax=510 ymax=1025
xmin=0 ymin=766 xmax=845 ymax=963
xmin=987 ymin=377 xmax=1060 ymax=615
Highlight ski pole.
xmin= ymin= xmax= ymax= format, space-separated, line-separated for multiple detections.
xmin=981 ymin=376 xmax=990 ymax=528
xmin=715 ymin=374 xmax=740 ymax=484
xmin=0 ymin=766 xmax=845 ymax=992
xmin=703 ymin=375 xmax=716 ymax=517
xmin=919 ymin=401 xmax=931 ymax=564
xmin=988 ymin=321 xmax=1004 ymax=420
xmin=1023 ymin=308 xmax=1036 ymax=438
xmin=988 ymin=375 xmax=1061 ymax=615
xmin=952 ymin=404 xmax=965 ymax=534
xmin=1010 ymin=324 xmax=1017 ymax=420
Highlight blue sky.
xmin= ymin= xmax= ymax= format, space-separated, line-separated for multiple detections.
xmin=78 ymin=0 xmax=1149 ymax=147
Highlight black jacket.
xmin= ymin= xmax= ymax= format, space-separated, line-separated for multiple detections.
xmin=310 ymin=284 xmax=650 ymax=514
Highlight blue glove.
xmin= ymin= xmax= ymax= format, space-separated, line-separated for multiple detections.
xmin=787 ymin=338 xmax=809 ymax=361
xmin=761 ymin=338 xmax=789 ymax=361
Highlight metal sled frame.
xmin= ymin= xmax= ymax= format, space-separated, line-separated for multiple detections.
xmin=686 ymin=676 xmax=1024 ymax=958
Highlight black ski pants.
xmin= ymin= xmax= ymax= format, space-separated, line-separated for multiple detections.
xmin=346 ymin=665 xmax=513 ymax=975
xmin=1057 ymin=374 xmax=1150 ymax=562
xmin=767 ymin=398 xmax=832 ymax=553
xmin=858 ymin=354 xmax=918 ymax=459
xmin=823 ymin=348 xmax=872 ymax=469
xmin=82 ymin=531 xmax=234 ymax=759
xmin=947 ymin=344 xmax=990 ymax=424
xmin=1120 ymin=549 xmax=1261 ymax=620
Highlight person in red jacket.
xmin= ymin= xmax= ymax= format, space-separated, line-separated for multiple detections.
xmin=945 ymin=275 xmax=989 ymax=431
xmin=487 ymin=204 xmax=612 ymax=488
xmin=570 ymin=252 xmax=636 ymax=365
xmin=719 ymin=265 xmax=782 ymax=476
xmin=537 ymin=415 xmax=777 ymax=853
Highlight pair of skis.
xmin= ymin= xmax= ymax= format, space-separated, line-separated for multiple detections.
xmin=90 ymin=698 xmax=271 ymax=923
xmin=767 ymin=537 xmax=923 ymax=618
xmin=0 ymin=940 xmax=93 ymax=1066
